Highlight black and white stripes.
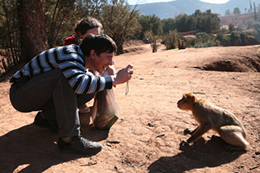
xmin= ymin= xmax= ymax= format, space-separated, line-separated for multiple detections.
xmin=10 ymin=44 xmax=112 ymax=94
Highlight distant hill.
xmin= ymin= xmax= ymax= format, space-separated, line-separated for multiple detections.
xmin=131 ymin=0 xmax=260 ymax=19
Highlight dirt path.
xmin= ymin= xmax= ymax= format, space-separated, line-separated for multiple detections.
xmin=0 ymin=43 xmax=259 ymax=173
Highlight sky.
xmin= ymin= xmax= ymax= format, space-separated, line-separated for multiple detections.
xmin=127 ymin=0 xmax=230 ymax=5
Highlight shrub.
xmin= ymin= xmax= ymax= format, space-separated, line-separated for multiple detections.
xmin=240 ymin=33 xmax=247 ymax=45
xmin=216 ymin=32 xmax=231 ymax=46
xmin=193 ymin=39 xmax=220 ymax=48
xmin=144 ymin=30 xmax=159 ymax=53
xmin=196 ymin=32 xmax=208 ymax=38
xmin=230 ymin=32 xmax=241 ymax=46
xmin=164 ymin=30 xmax=178 ymax=50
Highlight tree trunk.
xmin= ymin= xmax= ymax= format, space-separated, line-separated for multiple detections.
xmin=17 ymin=0 xmax=48 ymax=62
xmin=117 ymin=44 xmax=124 ymax=55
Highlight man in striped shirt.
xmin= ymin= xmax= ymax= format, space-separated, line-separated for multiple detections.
xmin=9 ymin=34 xmax=133 ymax=155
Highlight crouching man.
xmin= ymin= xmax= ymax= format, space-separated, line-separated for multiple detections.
xmin=9 ymin=34 xmax=133 ymax=155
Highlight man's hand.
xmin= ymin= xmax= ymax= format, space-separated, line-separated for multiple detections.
xmin=112 ymin=64 xmax=133 ymax=86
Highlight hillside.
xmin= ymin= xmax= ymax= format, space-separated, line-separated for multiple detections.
xmin=0 ymin=43 xmax=260 ymax=172
xmin=131 ymin=0 xmax=260 ymax=19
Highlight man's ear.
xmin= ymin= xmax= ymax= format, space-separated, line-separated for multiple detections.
xmin=90 ymin=50 xmax=96 ymax=59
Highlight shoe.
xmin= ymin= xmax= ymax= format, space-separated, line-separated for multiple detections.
xmin=58 ymin=136 xmax=103 ymax=155
xmin=33 ymin=112 xmax=58 ymax=132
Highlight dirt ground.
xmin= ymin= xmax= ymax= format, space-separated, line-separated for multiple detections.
xmin=0 ymin=42 xmax=259 ymax=173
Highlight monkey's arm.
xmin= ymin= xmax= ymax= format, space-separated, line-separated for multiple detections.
xmin=187 ymin=124 xmax=211 ymax=143
xmin=184 ymin=127 xmax=198 ymax=135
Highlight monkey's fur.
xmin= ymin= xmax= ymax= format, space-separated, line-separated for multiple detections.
xmin=177 ymin=92 xmax=249 ymax=150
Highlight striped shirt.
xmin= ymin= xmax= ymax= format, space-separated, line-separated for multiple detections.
xmin=10 ymin=44 xmax=113 ymax=94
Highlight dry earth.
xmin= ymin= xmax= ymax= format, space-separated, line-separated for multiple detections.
xmin=0 ymin=41 xmax=259 ymax=173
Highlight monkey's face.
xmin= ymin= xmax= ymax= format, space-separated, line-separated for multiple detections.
xmin=177 ymin=93 xmax=195 ymax=111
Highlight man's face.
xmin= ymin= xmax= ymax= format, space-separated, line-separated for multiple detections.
xmin=93 ymin=51 xmax=114 ymax=73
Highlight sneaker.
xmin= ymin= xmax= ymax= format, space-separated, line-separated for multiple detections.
xmin=58 ymin=136 xmax=103 ymax=155
xmin=33 ymin=112 xmax=58 ymax=132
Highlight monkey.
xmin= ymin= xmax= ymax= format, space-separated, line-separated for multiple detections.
xmin=177 ymin=92 xmax=249 ymax=151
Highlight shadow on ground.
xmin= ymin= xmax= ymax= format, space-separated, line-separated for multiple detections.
xmin=0 ymin=113 xmax=109 ymax=173
xmin=148 ymin=137 xmax=246 ymax=173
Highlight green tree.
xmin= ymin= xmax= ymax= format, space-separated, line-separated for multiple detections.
xmin=138 ymin=15 xmax=151 ymax=39
xmin=149 ymin=14 xmax=162 ymax=36
xmin=138 ymin=14 xmax=162 ymax=40
xmin=175 ymin=14 xmax=188 ymax=32
xmin=225 ymin=9 xmax=231 ymax=16
xmin=162 ymin=18 xmax=175 ymax=35
xmin=186 ymin=15 xmax=197 ymax=31
xmin=175 ymin=14 xmax=196 ymax=32
xmin=196 ymin=9 xmax=220 ymax=33
xmin=100 ymin=0 xmax=140 ymax=55
xmin=228 ymin=23 xmax=236 ymax=32
xmin=233 ymin=7 xmax=241 ymax=14
xmin=193 ymin=9 xmax=202 ymax=17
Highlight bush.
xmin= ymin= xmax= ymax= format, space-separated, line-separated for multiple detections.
xmin=240 ymin=33 xmax=247 ymax=45
xmin=186 ymin=33 xmax=220 ymax=48
xmin=164 ymin=30 xmax=178 ymax=50
xmin=193 ymin=39 xmax=220 ymax=48
xmin=230 ymin=32 xmax=241 ymax=46
xmin=144 ymin=30 xmax=159 ymax=53
xmin=216 ymin=32 xmax=228 ymax=41
xmin=196 ymin=32 xmax=209 ymax=38
xmin=216 ymin=32 xmax=231 ymax=46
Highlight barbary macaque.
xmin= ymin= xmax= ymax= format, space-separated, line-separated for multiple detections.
xmin=177 ymin=92 xmax=249 ymax=151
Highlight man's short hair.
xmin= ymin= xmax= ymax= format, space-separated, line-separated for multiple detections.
xmin=80 ymin=34 xmax=117 ymax=57
xmin=74 ymin=17 xmax=102 ymax=35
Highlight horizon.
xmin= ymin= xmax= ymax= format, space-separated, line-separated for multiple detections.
xmin=127 ymin=0 xmax=230 ymax=5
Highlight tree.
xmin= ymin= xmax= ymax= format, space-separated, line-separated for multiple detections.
xmin=225 ymin=9 xmax=231 ymax=16
xmin=228 ymin=23 xmax=236 ymax=32
xmin=138 ymin=14 xmax=162 ymax=40
xmin=144 ymin=30 xmax=158 ymax=53
xmin=162 ymin=18 xmax=175 ymax=35
xmin=253 ymin=23 xmax=260 ymax=41
xmin=175 ymin=14 xmax=188 ymax=32
xmin=233 ymin=7 xmax=241 ymax=14
xmin=175 ymin=14 xmax=196 ymax=32
xmin=186 ymin=15 xmax=197 ymax=31
xmin=101 ymin=0 xmax=140 ymax=55
xmin=138 ymin=15 xmax=151 ymax=39
xmin=149 ymin=14 xmax=162 ymax=36
xmin=193 ymin=9 xmax=202 ymax=17
xmin=43 ymin=0 xmax=106 ymax=47
xmin=44 ymin=0 xmax=77 ymax=47
xmin=1 ymin=0 xmax=21 ymax=72
xmin=196 ymin=9 xmax=220 ymax=33
xmin=17 ymin=0 xmax=48 ymax=62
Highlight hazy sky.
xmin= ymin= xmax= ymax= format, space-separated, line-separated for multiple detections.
xmin=127 ymin=0 xmax=230 ymax=5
